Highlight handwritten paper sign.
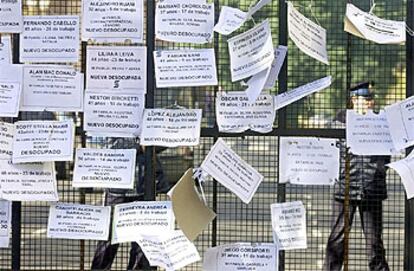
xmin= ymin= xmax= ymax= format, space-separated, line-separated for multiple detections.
xmin=346 ymin=110 xmax=396 ymax=155
xmin=84 ymin=92 xmax=145 ymax=137
xmin=112 ymin=201 xmax=174 ymax=244
xmin=22 ymin=65 xmax=83 ymax=112
xmin=73 ymin=148 xmax=136 ymax=189
xmin=0 ymin=82 xmax=21 ymax=118
xmin=384 ymin=96 xmax=414 ymax=151
xmin=136 ymin=230 xmax=201 ymax=270
xmin=228 ymin=19 xmax=274 ymax=82
xmin=279 ymin=137 xmax=339 ymax=185
xmin=288 ymin=2 xmax=329 ymax=65
xmin=154 ymin=49 xmax=218 ymax=88
xmin=86 ymin=46 xmax=146 ymax=92
xmin=0 ymin=122 xmax=14 ymax=160
xmin=47 ymin=203 xmax=111 ymax=240
xmin=0 ymin=200 xmax=11 ymax=247
xmin=20 ymin=16 xmax=80 ymax=63
xmin=388 ymin=151 xmax=414 ymax=199
xmin=0 ymin=0 xmax=22 ymax=33
xmin=213 ymin=6 xmax=247 ymax=35
xmin=345 ymin=3 xmax=405 ymax=44
xmin=216 ymin=92 xmax=275 ymax=133
xmin=82 ymin=0 xmax=143 ymax=42
xmin=12 ymin=121 xmax=74 ymax=163
xmin=0 ymin=160 xmax=58 ymax=201
xmin=141 ymin=109 xmax=202 ymax=147
xmin=275 ymin=76 xmax=332 ymax=110
xmin=271 ymin=201 xmax=307 ymax=250
xmin=0 ymin=35 xmax=12 ymax=64
xmin=203 ymin=243 xmax=278 ymax=271
xmin=201 ymin=138 xmax=263 ymax=204
xmin=156 ymin=1 xmax=214 ymax=44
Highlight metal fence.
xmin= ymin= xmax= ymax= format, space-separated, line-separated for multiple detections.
xmin=0 ymin=0 xmax=412 ymax=270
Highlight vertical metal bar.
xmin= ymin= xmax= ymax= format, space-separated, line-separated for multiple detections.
xmin=11 ymin=33 xmax=21 ymax=271
xmin=405 ymin=1 xmax=414 ymax=270
xmin=277 ymin=0 xmax=288 ymax=270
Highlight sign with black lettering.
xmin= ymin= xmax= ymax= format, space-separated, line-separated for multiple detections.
xmin=0 ymin=0 xmax=22 ymax=33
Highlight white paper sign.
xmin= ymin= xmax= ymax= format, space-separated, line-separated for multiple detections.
xmin=84 ymin=92 xmax=145 ymax=138
xmin=384 ymin=96 xmax=414 ymax=151
xmin=0 ymin=122 xmax=14 ymax=160
xmin=141 ymin=109 xmax=202 ymax=147
xmin=201 ymin=138 xmax=263 ymax=204
xmin=0 ymin=35 xmax=12 ymax=64
xmin=112 ymin=201 xmax=174 ymax=244
xmin=20 ymin=16 xmax=79 ymax=63
xmin=213 ymin=6 xmax=247 ymax=35
xmin=0 ymin=200 xmax=11 ymax=247
xmin=346 ymin=110 xmax=396 ymax=155
xmin=203 ymin=243 xmax=278 ymax=271
xmin=271 ymin=201 xmax=307 ymax=250
xmin=47 ymin=203 xmax=111 ymax=240
xmin=0 ymin=82 xmax=21 ymax=118
xmin=244 ymin=67 xmax=271 ymax=103
xmin=228 ymin=19 xmax=274 ymax=82
xmin=73 ymin=148 xmax=136 ymax=189
xmin=288 ymin=2 xmax=329 ymax=65
xmin=0 ymin=160 xmax=58 ymax=201
xmin=82 ymin=0 xmax=143 ymax=42
xmin=216 ymin=92 xmax=275 ymax=133
xmin=275 ymin=76 xmax=332 ymax=110
xmin=136 ymin=230 xmax=200 ymax=271
xmin=86 ymin=46 xmax=147 ymax=93
xmin=388 ymin=151 xmax=414 ymax=199
xmin=156 ymin=1 xmax=214 ymax=44
xmin=246 ymin=0 xmax=272 ymax=19
xmin=264 ymin=45 xmax=288 ymax=90
xmin=12 ymin=121 xmax=74 ymax=163
xmin=22 ymin=65 xmax=83 ymax=112
xmin=345 ymin=4 xmax=406 ymax=45
xmin=0 ymin=64 xmax=22 ymax=83
xmin=279 ymin=137 xmax=339 ymax=185
xmin=154 ymin=49 xmax=218 ymax=88
xmin=0 ymin=0 xmax=22 ymax=33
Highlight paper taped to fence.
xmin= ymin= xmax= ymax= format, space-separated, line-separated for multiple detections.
xmin=275 ymin=76 xmax=332 ymax=110
xmin=344 ymin=3 xmax=406 ymax=44
xmin=82 ymin=0 xmax=143 ymax=42
xmin=288 ymin=2 xmax=329 ymax=65
xmin=279 ymin=137 xmax=339 ymax=185
xmin=264 ymin=45 xmax=288 ymax=89
xmin=20 ymin=16 xmax=80 ymax=63
xmin=112 ymin=201 xmax=174 ymax=244
xmin=201 ymin=138 xmax=263 ymax=204
xmin=228 ymin=19 xmax=274 ymax=82
xmin=0 ymin=122 xmax=14 ymax=160
xmin=0 ymin=160 xmax=58 ymax=201
xmin=12 ymin=121 xmax=74 ymax=163
xmin=0 ymin=82 xmax=21 ymax=118
xmin=346 ymin=110 xmax=397 ymax=155
xmin=271 ymin=201 xmax=307 ymax=250
xmin=86 ymin=46 xmax=147 ymax=93
xmin=154 ymin=49 xmax=218 ymax=88
xmin=47 ymin=203 xmax=111 ymax=240
xmin=156 ymin=1 xmax=214 ymax=43
xmin=0 ymin=0 xmax=22 ymax=33
xmin=385 ymin=96 xmax=414 ymax=151
xmin=136 ymin=230 xmax=201 ymax=271
xmin=203 ymin=243 xmax=278 ymax=271
xmin=0 ymin=200 xmax=11 ymax=248
xmin=73 ymin=148 xmax=136 ymax=189
xmin=168 ymin=169 xmax=216 ymax=241
xmin=216 ymin=92 xmax=275 ymax=133
xmin=84 ymin=92 xmax=145 ymax=138
xmin=214 ymin=6 xmax=247 ymax=35
xmin=140 ymin=109 xmax=202 ymax=147
xmin=0 ymin=35 xmax=12 ymax=64
xmin=22 ymin=65 xmax=83 ymax=112
xmin=388 ymin=151 xmax=414 ymax=199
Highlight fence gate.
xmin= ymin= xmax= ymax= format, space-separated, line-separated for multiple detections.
xmin=0 ymin=0 xmax=413 ymax=270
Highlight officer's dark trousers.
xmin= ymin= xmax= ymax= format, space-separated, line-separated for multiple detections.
xmin=91 ymin=192 xmax=146 ymax=271
xmin=324 ymin=200 xmax=389 ymax=271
